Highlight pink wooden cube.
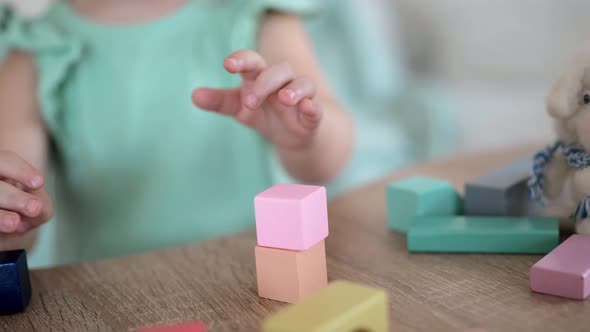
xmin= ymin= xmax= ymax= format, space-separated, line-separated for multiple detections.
xmin=255 ymin=184 xmax=329 ymax=251
xmin=530 ymin=234 xmax=590 ymax=300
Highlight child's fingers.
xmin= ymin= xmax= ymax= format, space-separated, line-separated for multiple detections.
xmin=0 ymin=210 xmax=20 ymax=233
xmin=297 ymin=98 xmax=322 ymax=130
xmin=246 ymin=63 xmax=294 ymax=110
xmin=5 ymin=179 xmax=25 ymax=191
xmin=15 ymin=189 xmax=54 ymax=234
xmin=278 ymin=76 xmax=317 ymax=107
xmin=0 ymin=181 xmax=43 ymax=218
xmin=36 ymin=189 xmax=54 ymax=222
xmin=192 ymin=88 xmax=242 ymax=116
xmin=0 ymin=150 xmax=44 ymax=190
xmin=15 ymin=219 xmax=40 ymax=234
xmin=224 ymin=50 xmax=267 ymax=81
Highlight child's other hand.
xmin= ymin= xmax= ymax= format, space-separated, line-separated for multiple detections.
xmin=0 ymin=151 xmax=53 ymax=236
xmin=192 ymin=50 xmax=322 ymax=150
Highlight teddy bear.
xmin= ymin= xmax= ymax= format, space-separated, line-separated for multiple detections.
xmin=528 ymin=45 xmax=590 ymax=235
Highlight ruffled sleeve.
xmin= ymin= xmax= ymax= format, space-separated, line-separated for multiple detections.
xmin=0 ymin=5 xmax=82 ymax=134
xmin=230 ymin=0 xmax=319 ymax=51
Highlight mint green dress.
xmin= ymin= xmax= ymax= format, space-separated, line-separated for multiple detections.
xmin=1 ymin=1 xmax=459 ymax=268
xmin=0 ymin=0 xmax=318 ymax=267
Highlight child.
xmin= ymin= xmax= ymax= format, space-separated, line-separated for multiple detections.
xmin=0 ymin=0 xmax=353 ymax=265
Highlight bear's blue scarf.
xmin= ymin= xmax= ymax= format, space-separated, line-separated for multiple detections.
xmin=528 ymin=141 xmax=590 ymax=219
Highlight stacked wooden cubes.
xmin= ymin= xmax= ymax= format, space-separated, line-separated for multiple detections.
xmin=254 ymin=184 xmax=329 ymax=303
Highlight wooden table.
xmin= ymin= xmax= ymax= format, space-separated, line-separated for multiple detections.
xmin=3 ymin=145 xmax=588 ymax=332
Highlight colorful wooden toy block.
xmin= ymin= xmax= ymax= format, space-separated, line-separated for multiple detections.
xmin=255 ymin=184 xmax=328 ymax=251
xmin=136 ymin=321 xmax=207 ymax=332
xmin=263 ymin=280 xmax=389 ymax=332
xmin=0 ymin=250 xmax=32 ymax=315
xmin=386 ymin=176 xmax=463 ymax=233
xmin=464 ymin=156 xmax=538 ymax=216
xmin=256 ymin=240 xmax=327 ymax=303
xmin=407 ymin=216 xmax=559 ymax=254
xmin=530 ymin=234 xmax=590 ymax=300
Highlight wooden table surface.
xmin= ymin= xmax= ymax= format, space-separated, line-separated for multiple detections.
xmin=2 ymin=145 xmax=588 ymax=332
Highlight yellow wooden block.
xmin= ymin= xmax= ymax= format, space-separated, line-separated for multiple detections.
xmin=263 ymin=280 xmax=389 ymax=332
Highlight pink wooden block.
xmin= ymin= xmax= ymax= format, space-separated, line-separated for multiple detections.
xmin=530 ymin=234 xmax=590 ymax=300
xmin=136 ymin=321 xmax=206 ymax=332
xmin=254 ymin=184 xmax=328 ymax=251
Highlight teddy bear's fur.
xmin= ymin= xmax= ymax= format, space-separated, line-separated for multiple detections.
xmin=543 ymin=46 xmax=590 ymax=234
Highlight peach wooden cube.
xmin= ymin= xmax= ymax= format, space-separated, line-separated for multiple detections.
xmin=256 ymin=240 xmax=328 ymax=303
xmin=255 ymin=184 xmax=329 ymax=251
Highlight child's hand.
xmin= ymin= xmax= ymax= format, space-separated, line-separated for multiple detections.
xmin=0 ymin=151 xmax=53 ymax=235
xmin=192 ymin=50 xmax=322 ymax=150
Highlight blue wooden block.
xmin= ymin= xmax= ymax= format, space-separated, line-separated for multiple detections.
xmin=464 ymin=156 xmax=539 ymax=216
xmin=0 ymin=250 xmax=31 ymax=315
xmin=386 ymin=176 xmax=463 ymax=233
xmin=408 ymin=216 xmax=559 ymax=254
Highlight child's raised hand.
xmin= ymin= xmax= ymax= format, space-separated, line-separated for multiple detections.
xmin=0 ymin=151 xmax=53 ymax=235
xmin=192 ymin=50 xmax=322 ymax=150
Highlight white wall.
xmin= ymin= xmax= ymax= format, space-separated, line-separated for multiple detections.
xmin=395 ymin=0 xmax=590 ymax=151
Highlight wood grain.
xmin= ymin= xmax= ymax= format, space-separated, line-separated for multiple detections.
xmin=3 ymin=144 xmax=588 ymax=332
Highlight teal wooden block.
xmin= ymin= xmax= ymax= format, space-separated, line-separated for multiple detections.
xmin=407 ymin=216 xmax=559 ymax=254
xmin=386 ymin=176 xmax=463 ymax=233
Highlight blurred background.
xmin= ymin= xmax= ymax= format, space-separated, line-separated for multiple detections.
xmin=5 ymin=0 xmax=589 ymax=267
xmin=302 ymin=0 xmax=580 ymax=193
xmin=8 ymin=0 xmax=577 ymax=153
xmin=8 ymin=0 xmax=581 ymax=167
xmin=392 ymin=0 xmax=577 ymax=149
xmin=309 ymin=0 xmax=581 ymax=155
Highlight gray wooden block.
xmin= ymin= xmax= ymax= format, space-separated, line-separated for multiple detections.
xmin=464 ymin=155 xmax=540 ymax=216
